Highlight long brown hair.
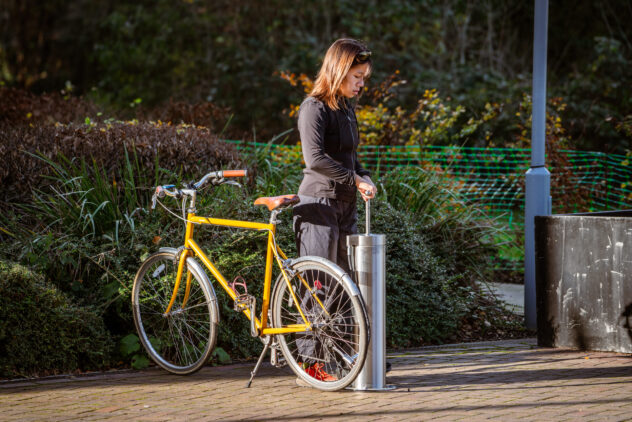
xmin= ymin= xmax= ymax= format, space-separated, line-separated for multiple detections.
xmin=309 ymin=38 xmax=372 ymax=110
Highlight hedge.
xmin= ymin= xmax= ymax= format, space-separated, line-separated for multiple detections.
xmin=0 ymin=260 xmax=112 ymax=378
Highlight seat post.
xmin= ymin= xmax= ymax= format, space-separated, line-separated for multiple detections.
xmin=269 ymin=209 xmax=281 ymax=225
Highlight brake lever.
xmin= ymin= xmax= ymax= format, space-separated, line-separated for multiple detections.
xmin=152 ymin=187 xmax=163 ymax=209
xmin=224 ymin=180 xmax=242 ymax=188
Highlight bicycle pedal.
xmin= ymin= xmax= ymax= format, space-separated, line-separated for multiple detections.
xmin=233 ymin=294 xmax=255 ymax=312
xmin=234 ymin=294 xmax=258 ymax=337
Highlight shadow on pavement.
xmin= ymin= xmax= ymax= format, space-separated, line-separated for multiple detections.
xmin=388 ymin=365 xmax=632 ymax=389
xmin=3 ymin=344 xmax=631 ymax=396
xmin=244 ymin=397 xmax=632 ymax=422
xmin=0 ymin=363 xmax=293 ymax=393
xmin=390 ymin=347 xmax=619 ymax=372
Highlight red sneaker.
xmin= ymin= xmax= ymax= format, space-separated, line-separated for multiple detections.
xmin=305 ymin=363 xmax=338 ymax=381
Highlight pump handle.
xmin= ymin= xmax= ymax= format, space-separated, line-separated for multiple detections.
xmin=365 ymin=198 xmax=370 ymax=235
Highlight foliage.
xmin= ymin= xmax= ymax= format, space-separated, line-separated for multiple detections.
xmin=245 ymin=133 xmax=303 ymax=197
xmin=279 ymin=70 xmax=500 ymax=146
xmin=0 ymin=260 xmax=112 ymax=378
xmin=24 ymin=153 xmax=151 ymax=240
xmin=509 ymin=94 xmax=592 ymax=214
xmin=2 ymin=1 xmax=631 ymax=150
xmin=118 ymin=334 xmax=150 ymax=370
xmin=368 ymin=199 xmax=469 ymax=345
xmin=616 ymin=115 xmax=632 ymax=139
xmin=211 ymin=347 xmax=232 ymax=365
xmin=0 ymin=86 xmax=99 ymax=126
xmin=378 ymin=167 xmax=498 ymax=283
xmin=3 ymin=133 xmax=512 ymax=367
xmin=561 ymin=37 xmax=632 ymax=153
xmin=455 ymin=291 xmax=527 ymax=342
xmin=0 ymin=118 xmax=242 ymax=204
xmin=138 ymin=99 xmax=233 ymax=137
xmin=0 ymin=118 xmax=242 ymax=372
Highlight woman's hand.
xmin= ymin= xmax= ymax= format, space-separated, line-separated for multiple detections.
xmin=355 ymin=174 xmax=377 ymax=201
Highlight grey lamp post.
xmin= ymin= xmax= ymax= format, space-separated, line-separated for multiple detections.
xmin=524 ymin=0 xmax=551 ymax=330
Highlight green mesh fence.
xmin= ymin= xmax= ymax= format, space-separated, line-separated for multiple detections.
xmin=229 ymin=140 xmax=632 ymax=217
xmin=359 ymin=145 xmax=529 ymax=218
xmin=228 ymin=140 xmax=632 ymax=271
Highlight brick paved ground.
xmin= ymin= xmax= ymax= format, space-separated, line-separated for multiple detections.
xmin=2 ymin=338 xmax=632 ymax=421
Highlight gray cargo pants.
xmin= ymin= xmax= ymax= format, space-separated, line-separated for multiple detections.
xmin=292 ymin=195 xmax=358 ymax=363
xmin=292 ymin=194 xmax=357 ymax=274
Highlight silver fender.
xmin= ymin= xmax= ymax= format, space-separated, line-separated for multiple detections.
xmin=287 ymin=255 xmax=361 ymax=297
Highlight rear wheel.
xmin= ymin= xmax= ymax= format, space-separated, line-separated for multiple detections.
xmin=132 ymin=250 xmax=218 ymax=374
xmin=271 ymin=258 xmax=368 ymax=391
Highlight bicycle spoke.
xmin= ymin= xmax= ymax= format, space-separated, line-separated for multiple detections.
xmin=133 ymin=252 xmax=217 ymax=374
xmin=272 ymin=260 xmax=367 ymax=390
xmin=178 ymin=320 xmax=196 ymax=365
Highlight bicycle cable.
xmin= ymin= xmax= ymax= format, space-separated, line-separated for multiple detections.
xmin=153 ymin=178 xmax=230 ymax=226
xmin=155 ymin=197 xmax=198 ymax=225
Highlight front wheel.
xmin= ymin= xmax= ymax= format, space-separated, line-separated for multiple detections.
xmin=271 ymin=257 xmax=369 ymax=391
xmin=132 ymin=249 xmax=219 ymax=374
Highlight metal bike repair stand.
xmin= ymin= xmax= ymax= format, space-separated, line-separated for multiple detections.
xmin=347 ymin=199 xmax=396 ymax=391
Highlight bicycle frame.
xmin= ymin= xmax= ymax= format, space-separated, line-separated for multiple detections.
xmin=163 ymin=194 xmax=323 ymax=337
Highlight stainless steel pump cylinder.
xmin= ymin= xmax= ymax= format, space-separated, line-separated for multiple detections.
xmin=347 ymin=233 xmax=393 ymax=391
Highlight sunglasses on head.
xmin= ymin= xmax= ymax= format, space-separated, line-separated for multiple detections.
xmin=355 ymin=50 xmax=372 ymax=63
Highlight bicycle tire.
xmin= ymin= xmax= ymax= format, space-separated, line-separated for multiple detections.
xmin=132 ymin=249 xmax=219 ymax=374
xmin=271 ymin=256 xmax=369 ymax=391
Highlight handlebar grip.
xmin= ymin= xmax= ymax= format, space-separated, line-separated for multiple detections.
xmin=222 ymin=170 xmax=248 ymax=178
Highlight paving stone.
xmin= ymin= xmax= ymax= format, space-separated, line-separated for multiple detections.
xmin=2 ymin=338 xmax=632 ymax=420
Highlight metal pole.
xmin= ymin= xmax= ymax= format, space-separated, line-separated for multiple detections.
xmin=525 ymin=0 xmax=551 ymax=330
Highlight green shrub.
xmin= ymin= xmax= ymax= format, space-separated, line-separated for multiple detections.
xmin=379 ymin=167 xmax=498 ymax=283
xmin=0 ymin=260 xmax=112 ymax=378
xmin=1 ymin=133 xmax=516 ymax=369
xmin=0 ymin=87 xmax=99 ymax=126
xmin=367 ymin=199 xmax=470 ymax=346
xmin=0 ymin=120 xmax=242 ymax=204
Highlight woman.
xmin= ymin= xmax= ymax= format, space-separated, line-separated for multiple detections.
xmin=293 ymin=38 xmax=377 ymax=275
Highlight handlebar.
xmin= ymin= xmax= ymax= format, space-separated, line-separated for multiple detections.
xmin=151 ymin=169 xmax=248 ymax=209
xmin=154 ymin=184 xmax=179 ymax=198
xmin=193 ymin=169 xmax=248 ymax=189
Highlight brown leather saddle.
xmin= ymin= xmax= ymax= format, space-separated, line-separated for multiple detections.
xmin=253 ymin=194 xmax=300 ymax=211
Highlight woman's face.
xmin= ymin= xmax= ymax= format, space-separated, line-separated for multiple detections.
xmin=339 ymin=63 xmax=370 ymax=98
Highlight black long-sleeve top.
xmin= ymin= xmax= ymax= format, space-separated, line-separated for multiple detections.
xmin=297 ymin=96 xmax=370 ymax=202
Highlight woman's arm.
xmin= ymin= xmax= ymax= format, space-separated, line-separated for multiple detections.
xmin=352 ymin=111 xmax=376 ymax=200
xmin=298 ymin=99 xmax=356 ymax=186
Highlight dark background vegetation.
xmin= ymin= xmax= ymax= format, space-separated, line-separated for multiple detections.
xmin=2 ymin=0 xmax=632 ymax=151
xmin=0 ymin=107 xmax=525 ymax=376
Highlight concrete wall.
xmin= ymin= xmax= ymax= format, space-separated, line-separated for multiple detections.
xmin=535 ymin=212 xmax=632 ymax=353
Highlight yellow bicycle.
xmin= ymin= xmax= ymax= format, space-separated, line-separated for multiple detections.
xmin=132 ymin=169 xmax=369 ymax=391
